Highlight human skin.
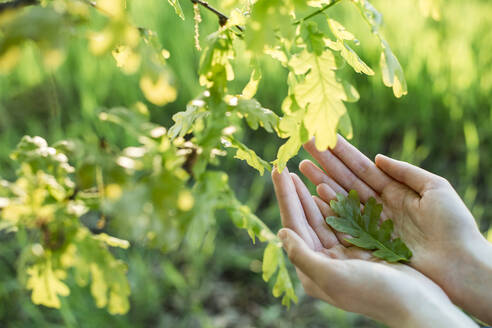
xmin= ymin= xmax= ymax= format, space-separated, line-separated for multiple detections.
xmin=272 ymin=167 xmax=478 ymax=327
xmin=298 ymin=135 xmax=492 ymax=324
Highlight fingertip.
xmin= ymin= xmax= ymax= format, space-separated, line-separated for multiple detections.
xmin=277 ymin=227 xmax=290 ymax=241
xmin=289 ymin=172 xmax=301 ymax=183
xmin=374 ymin=153 xmax=388 ymax=164
xmin=278 ymin=228 xmax=299 ymax=254
xmin=299 ymin=159 xmax=313 ymax=172
xmin=317 ymin=183 xmax=337 ymax=200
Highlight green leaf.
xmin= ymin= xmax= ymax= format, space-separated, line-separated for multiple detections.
xmin=272 ymin=263 xmax=298 ymax=307
xmin=224 ymin=136 xmax=271 ymax=176
xmin=75 ymin=231 xmax=131 ymax=314
xmin=232 ymin=98 xmax=279 ymax=133
xmin=184 ymin=172 xmax=230 ymax=250
xmin=10 ymin=136 xmax=74 ymax=179
xmin=168 ymin=100 xmax=209 ymax=139
xmin=301 ymin=22 xmax=325 ymax=56
xmin=380 ymin=39 xmax=408 ymax=98
xmin=327 ymin=19 xmax=374 ymax=75
xmin=198 ymin=31 xmax=235 ymax=91
xmin=326 ymin=190 xmax=412 ymax=262
xmin=167 ymin=0 xmax=185 ymax=20
xmin=352 ymin=0 xmax=407 ymax=97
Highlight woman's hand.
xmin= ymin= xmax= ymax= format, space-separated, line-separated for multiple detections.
xmin=272 ymin=168 xmax=477 ymax=328
xmin=300 ymin=136 xmax=492 ymax=324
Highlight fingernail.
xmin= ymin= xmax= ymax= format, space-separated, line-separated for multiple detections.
xmin=375 ymin=153 xmax=387 ymax=160
xmin=277 ymin=229 xmax=288 ymax=244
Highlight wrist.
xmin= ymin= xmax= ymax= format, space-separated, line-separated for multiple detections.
xmin=396 ymin=292 xmax=478 ymax=328
xmin=451 ymin=235 xmax=492 ymax=324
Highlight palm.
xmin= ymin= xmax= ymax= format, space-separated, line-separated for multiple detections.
xmin=299 ymin=136 xmax=486 ymax=299
xmin=271 ymin=166 xmax=451 ymax=319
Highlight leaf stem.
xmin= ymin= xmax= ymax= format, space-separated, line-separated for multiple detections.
xmin=294 ymin=0 xmax=343 ymax=24
xmin=190 ymin=0 xmax=244 ymax=32
xmin=0 ymin=0 xmax=37 ymax=12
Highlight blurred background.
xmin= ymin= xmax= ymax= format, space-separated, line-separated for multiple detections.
xmin=0 ymin=0 xmax=491 ymax=326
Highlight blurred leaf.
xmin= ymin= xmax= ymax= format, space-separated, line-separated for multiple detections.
xmin=93 ymin=233 xmax=130 ymax=249
xmin=233 ymin=98 xmax=279 ymax=133
xmin=327 ymin=18 xmax=374 ymax=75
xmin=224 ymin=136 xmax=271 ymax=176
xmin=242 ymin=66 xmax=262 ymax=99
xmin=168 ymin=100 xmax=209 ymax=139
xmin=272 ymin=264 xmax=297 ymax=307
xmin=274 ymin=108 xmax=308 ymax=172
xmin=380 ymin=40 xmax=407 ymax=98
xmin=139 ymin=73 xmax=177 ymax=106
xmin=353 ymin=0 xmax=407 ymax=97
xmin=167 ymin=0 xmax=185 ymax=20
xmin=262 ymin=242 xmax=280 ymax=281
xmin=26 ymin=259 xmax=70 ymax=309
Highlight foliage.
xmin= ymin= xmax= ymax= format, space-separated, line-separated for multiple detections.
xmin=1 ymin=0 xmax=491 ymax=326
xmin=326 ymin=190 xmax=412 ymax=263
xmin=0 ymin=0 xmax=407 ymax=313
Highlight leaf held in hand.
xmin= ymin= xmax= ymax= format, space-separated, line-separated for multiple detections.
xmin=326 ymin=190 xmax=412 ymax=262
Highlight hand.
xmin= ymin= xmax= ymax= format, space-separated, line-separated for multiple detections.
xmin=272 ymin=168 xmax=477 ymax=328
xmin=300 ymin=136 xmax=492 ymax=324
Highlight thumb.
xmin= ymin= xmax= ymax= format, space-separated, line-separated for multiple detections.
xmin=375 ymin=154 xmax=446 ymax=195
xmin=278 ymin=228 xmax=342 ymax=288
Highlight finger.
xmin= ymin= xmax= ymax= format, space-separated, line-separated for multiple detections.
xmin=313 ymin=195 xmax=352 ymax=247
xmin=278 ymin=228 xmax=347 ymax=290
xmin=375 ymin=154 xmax=446 ymax=196
xmin=272 ymin=167 xmax=319 ymax=249
xmin=303 ymin=139 xmax=379 ymax=203
xmin=299 ymin=160 xmax=346 ymax=195
xmin=330 ymin=135 xmax=393 ymax=193
xmin=290 ymin=173 xmax=338 ymax=249
xmin=313 ymin=195 xmax=334 ymax=217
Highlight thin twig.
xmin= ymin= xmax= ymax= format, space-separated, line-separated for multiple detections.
xmin=190 ymin=0 xmax=244 ymax=32
xmin=0 ymin=0 xmax=37 ymax=12
xmin=78 ymin=0 xmax=113 ymax=17
xmin=294 ymin=0 xmax=343 ymax=24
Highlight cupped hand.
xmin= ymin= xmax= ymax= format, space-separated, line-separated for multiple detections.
xmin=272 ymin=168 xmax=477 ymax=328
xmin=300 ymin=136 xmax=492 ymax=324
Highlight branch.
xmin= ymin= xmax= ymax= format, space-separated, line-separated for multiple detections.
xmin=191 ymin=0 xmax=244 ymax=32
xmin=0 ymin=0 xmax=37 ymax=12
xmin=294 ymin=0 xmax=342 ymax=24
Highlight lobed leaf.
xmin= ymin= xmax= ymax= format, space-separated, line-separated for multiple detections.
xmin=224 ymin=136 xmax=271 ymax=176
xmin=326 ymin=190 xmax=412 ymax=262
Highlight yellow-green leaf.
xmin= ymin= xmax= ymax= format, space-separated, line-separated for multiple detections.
xmin=380 ymin=40 xmax=407 ymax=98
xmin=26 ymin=260 xmax=70 ymax=309
xmin=262 ymin=242 xmax=280 ymax=281
xmin=167 ymin=0 xmax=185 ymax=20
xmin=225 ymin=136 xmax=271 ymax=176
xmin=291 ymin=50 xmax=347 ymax=150
xmin=327 ymin=19 xmax=374 ymax=76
